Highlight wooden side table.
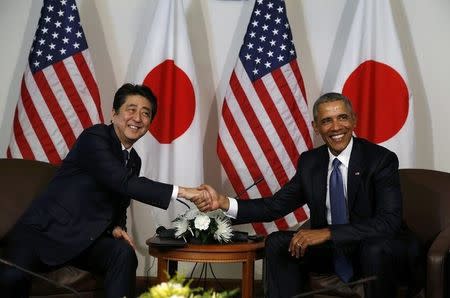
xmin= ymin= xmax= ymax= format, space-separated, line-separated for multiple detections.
xmin=146 ymin=237 xmax=265 ymax=298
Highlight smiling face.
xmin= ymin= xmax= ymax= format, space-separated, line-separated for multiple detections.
xmin=312 ymin=99 xmax=356 ymax=156
xmin=112 ymin=94 xmax=153 ymax=148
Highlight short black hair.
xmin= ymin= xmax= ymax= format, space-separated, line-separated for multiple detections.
xmin=312 ymin=92 xmax=354 ymax=121
xmin=113 ymin=83 xmax=157 ymax=120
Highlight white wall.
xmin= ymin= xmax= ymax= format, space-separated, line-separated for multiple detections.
xmin=1 ymin=0 xmax=449 ymax=279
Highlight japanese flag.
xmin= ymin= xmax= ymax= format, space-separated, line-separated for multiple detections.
xmin=325 ymin=0 xmax=415 ymax=168
xmin=130 ymin=0 xmax=203 ymax=232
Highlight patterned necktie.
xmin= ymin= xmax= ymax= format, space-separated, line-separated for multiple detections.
xmin=122 ymin=149 xmax=129 ymax=167
xmin=330 ymin=158 xmax=353 ymax=282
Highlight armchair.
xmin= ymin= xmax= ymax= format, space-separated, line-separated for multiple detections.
xmin=0 ymin=158 xmax=104 ymax=297
xmin=302 ymin=168 xmax=450 ymax=298
xmin=400 ymin=168 xmax=450 ymax=298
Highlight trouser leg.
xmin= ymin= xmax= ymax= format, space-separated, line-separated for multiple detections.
xmin=72 ymin=235 xmax=138 ymax=298
xmin=0 ymin=225 xmax=45 ymax=298
xmin=264 ymin=231 xmax=307 ymax=298
xmin=359 ymin=236 xmax=417 ymax=298
xmin=0 ymin=263 xmax=32 ymax=298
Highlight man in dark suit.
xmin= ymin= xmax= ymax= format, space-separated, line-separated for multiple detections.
xmin=0 ymin=83 xmax=210 ymax=297
xmin=202 ymin=92 xmax=420 ymax=297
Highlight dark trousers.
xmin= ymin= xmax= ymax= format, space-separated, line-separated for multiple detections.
xmin=264 ymin=230 xmax=422 ymax=298
xmin=0 ymin=225 xmax=138 ymax=298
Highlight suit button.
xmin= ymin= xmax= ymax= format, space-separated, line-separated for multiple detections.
xmin=89 ymin=237 xmax=94 ymax=241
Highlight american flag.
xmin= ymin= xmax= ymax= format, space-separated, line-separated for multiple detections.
xmin=217 ymin=0 xmax=313 ymax=235
xmin=7 ymin=0 xmax=103 ymax=164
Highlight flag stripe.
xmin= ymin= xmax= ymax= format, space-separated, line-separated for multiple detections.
xmin=34 ymin=69 xmax=77 ymax=148
xmin=6 ymin=147 xmax=12 ymax=159
xmin=230 ymin=71 xmax=289 ymax=186
xmin=225 ymin=75 xmax=282 ymax=193
xmin=222 ymin=101 xmax=272 ymax=196
xmin=293 ymin=207 xmax=308 ymax=222
xmin=24 ymin=67 xmax=68 ymax=159
xmin=233 ymin=62 xmax=293 ymax=190
xmin=217 ymin=138 xmax=248 ymax=198
xmin=64 ymin=54 xmax=101 ymax=125
xmin=290 ymin=60 xmax=308 ymax=105
xmin=217 ymin=137 xmax=271 ymax=235
xmin=53 ymin=61 xmax=93 ymax=129
xmin=21 ymin=78 xmax=61 ymax=163
xmin=272 ymin=66 xmax=313 ymax=150
xmin=221 ymin=98 xmax=291 ymax=231
xmin=11 ymin=106 xmax=34 ymax=160
xmin=75 ymin=51 xmax=104 ymax=122
xmin=253 ymin=76 xmax=298 ymax=170
xmin=42 ymin=66 xmax=84 ymax=140
xmin=14 ymin=93 xmax=47 ymax=161
xmin=263 ymin=66 xmax=310 ymax=157
xmin=218 ymin=114 xmax=263 ymax=198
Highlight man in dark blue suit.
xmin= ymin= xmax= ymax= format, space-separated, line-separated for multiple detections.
xmin=0 ymin=83 xmax=210 ymax=297
xmin=202 ymin=93 xmax=421 ymax=297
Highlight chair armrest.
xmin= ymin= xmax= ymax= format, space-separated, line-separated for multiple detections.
xmin=427 ymin=225 xmax=450 ymax=298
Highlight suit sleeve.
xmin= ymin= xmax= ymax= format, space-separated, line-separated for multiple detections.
xmin=330 ymin=151 xmax=403 ymax=245
xmin=76 ymin=128 xmax=174 ymax=210
xmin=234 ymin=156 xmax=307 ymax=224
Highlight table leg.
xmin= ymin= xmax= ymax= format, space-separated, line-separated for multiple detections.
xmin=168 ymin=260 xmax=178 ymax=276
xmin=157 ymin=258 xmax=169 ymax=282
xmin=242 ymin=260 xmax=255 ymax=298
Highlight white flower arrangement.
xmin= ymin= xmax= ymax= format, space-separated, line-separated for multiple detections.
xmin=173 ymin=209 xmax=233 ymax=244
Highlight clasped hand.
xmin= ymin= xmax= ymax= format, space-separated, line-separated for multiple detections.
xmin=178 ymin=184 xmax=225 ymax=212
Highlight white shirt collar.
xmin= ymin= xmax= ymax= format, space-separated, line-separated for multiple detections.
xmin=328 ymin=137 xmax=353 ymax=169
xmin=121 ymin=144 xmax=132 ymax=153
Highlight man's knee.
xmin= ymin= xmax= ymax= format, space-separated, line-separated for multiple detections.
xmin=360 ymin=239 xmax=386 ymax=257
xmin=359 ymin=238 xmax=390 ymax=272
xmin=112 ymin=241 xmax=138 ymax=270
xmin=265 ymin=231 xmax=294 ymax=257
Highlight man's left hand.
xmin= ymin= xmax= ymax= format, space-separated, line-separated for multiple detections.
xmin=112 ymin=226 xmax=135 ymax=249
xmin=289 ymin=228 xmax=331 ymax=258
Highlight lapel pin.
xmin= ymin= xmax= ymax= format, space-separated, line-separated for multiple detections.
xmin=355 ymin=172 xmax=360 ymax=176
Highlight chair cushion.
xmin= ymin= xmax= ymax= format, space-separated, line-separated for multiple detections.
xmin=30 ymin=266 xmax=103 ymax=295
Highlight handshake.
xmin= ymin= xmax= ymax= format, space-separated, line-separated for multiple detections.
xmin=178 ymin=184 xmax=229 ymax=212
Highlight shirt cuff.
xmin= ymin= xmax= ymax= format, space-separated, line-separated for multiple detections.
xmin=224 ymin=197 xmax=238 ymax=219
xmin=171 ymin=185 xmax=179 ymax=202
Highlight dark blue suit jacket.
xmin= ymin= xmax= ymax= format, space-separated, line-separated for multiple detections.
xmin=19 ymin=124 xmax=173 ymax=265
xmin=235 ymin=137 xmax=403 ymax=245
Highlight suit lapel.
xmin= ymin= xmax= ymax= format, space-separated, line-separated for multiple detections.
xmin=312 ymin=146 xmax=329 ymax=224
xmin=109 ymin=124 xmax=124 ymax=162
xmin=347 ymin=138 xmax=364 ymax=211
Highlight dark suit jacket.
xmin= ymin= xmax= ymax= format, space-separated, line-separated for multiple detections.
xmin=235 ymin=137 xmax=403 ymax=246
xmin=19 ymin=124 xmax=174 ymax=265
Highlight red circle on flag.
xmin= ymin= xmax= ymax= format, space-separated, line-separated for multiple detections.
xmin=342 ymin=60 xmax=409 ymax=144
xmin=143 ymin=60 xmax=196 ymax=144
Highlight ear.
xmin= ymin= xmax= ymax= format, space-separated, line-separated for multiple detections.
xmin=312 ymin=120 xmax=319 ymax=134
xmin=111 ymin=108 xmax=117 ymax=123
